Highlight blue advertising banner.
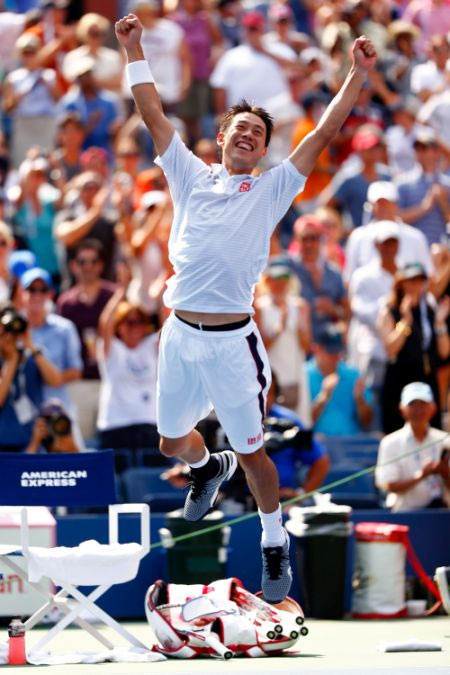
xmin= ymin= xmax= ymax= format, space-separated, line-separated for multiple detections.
xmin=0 ymin=451 xmax=117 ymax=506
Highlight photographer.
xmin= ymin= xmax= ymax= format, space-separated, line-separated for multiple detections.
xmin=25 ymin=399 xmax=80 ymax=454
xmin=0 ymin=305 xmax=63 ymax=452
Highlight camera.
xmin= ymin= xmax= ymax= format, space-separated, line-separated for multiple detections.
xmin=1 ymin=309 xmax=28 ymax=335
xmin=40 ymin=400 xmax=72 ymax=438
xmin=264 ymin=417 xmax=313 ymax=455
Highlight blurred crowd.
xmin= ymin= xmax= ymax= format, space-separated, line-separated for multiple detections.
xmin=0 ymin=0 xmax=449 ymax=508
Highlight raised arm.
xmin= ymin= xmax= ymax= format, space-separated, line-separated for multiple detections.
xmin=115 ymin=14 xmax=175 ymax=157
xmin=289 ymin=36 xmax=377 ymax=176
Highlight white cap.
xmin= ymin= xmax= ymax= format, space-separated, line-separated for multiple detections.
xmin=299 ymin=47 xmax=324 ymax=64
xmin=374 ymin=220 xmax=400 ymax=243
xmin=367 ymin=181 xmax=399 ymax=204
xmin=140 ymin=190 xmax=166 ymax=210
xmin=400 ymin=382 xmax=434 ymax=406
xmin=65 ymin=55 xmax=95 ymax=81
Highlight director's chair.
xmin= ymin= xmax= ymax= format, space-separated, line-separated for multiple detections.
xmin=0 ymin=450 xmax=150 ymax=655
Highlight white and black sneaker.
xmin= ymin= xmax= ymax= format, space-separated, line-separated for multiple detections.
xmin=184 ymin=451 xmax=238 ymax=522
xmin=261 ymin=528 xmax=293 ymax=604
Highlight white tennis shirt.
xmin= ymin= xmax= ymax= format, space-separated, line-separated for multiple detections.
xmin=155 ymin=132 xmax=306 ymax=313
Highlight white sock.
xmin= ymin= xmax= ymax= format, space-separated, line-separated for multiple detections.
xmin=259 ymin=505 xmax=285 ymax=547
xmin=189 ymin=448 xmax=210 ymax=469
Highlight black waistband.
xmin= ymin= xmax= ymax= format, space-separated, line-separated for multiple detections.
xmin=175 ymin=314 xmax=251 ymax=331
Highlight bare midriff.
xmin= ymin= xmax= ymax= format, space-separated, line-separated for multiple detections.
xmin=175 ymin=310 xmax=250 ymax=326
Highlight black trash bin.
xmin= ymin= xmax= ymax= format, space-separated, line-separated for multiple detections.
xmin=287 ymin=505 xmax=352 ymax=619
xmin=160 ymin=509 xmax=229 ymax=585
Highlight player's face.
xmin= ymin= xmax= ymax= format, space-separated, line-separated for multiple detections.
xmin=218 ymin=112 xmax=267 ymax=173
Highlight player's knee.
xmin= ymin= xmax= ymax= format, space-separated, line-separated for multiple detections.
xmin=237 ymin=446 xmax=270 ymax=474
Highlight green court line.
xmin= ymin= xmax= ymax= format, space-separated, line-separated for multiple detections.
xmin=149 ymin=431 xmax=449 ymax=550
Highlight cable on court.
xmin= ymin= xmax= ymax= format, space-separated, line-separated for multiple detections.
xmin=148 ymin=431 xmax=449 ymax=551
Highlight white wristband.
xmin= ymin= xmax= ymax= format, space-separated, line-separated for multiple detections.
xmin=126 ymin=60 xmax=154 ymax=87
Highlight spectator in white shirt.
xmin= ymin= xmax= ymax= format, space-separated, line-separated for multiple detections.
xmin=344 ymin=181 xmax=432 ymax=283
xmin=348 ymin=221 xmax=399 ymax=428
xmin=410 ymin=35 xmax=449 ymax=102
xmin=375 ymin=381 xmax=449 ymax=510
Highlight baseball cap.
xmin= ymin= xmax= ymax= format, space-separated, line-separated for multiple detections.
xmin=400 ymin=382 xmax=434 ymax=406
xmin=65 ymin=55 xmax=95 ymax=81
xmin=266 ymin=256 xmax=292 ymax=280
xmin=299 ymin=46 xmax=324 ymax=64
xmin=397 ymin=262 xmax=428 ymax=281
xmin=374 ymin=220 xmax=400 ymax=243
xmin=21 ymin=267 xmax=52 ymax=289
xmin=352 ymin=127 xmax=384 ymax=152
xmin=367 ymin=181 xmax=399 ymax=204
xmin=140 ymin=190 xmax=166 ymax=210
xmin=8 ymin=251 xmax=37 ymax=279
xmin=413 ymin=127 xmax=438 ymax=148
xmin=241 ymin=11 xmax=265 ymax=29
xmin=16 ymin=33 xmax=41 ymax=52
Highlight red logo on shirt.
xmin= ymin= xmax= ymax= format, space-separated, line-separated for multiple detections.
xmin=239 ymin=181 xmax=251 ymax=192
xmin=247 ymin=432 xmax=262 ymax=445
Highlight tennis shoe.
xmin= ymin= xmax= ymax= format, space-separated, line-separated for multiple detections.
xmin=261 ymin=528 xmax=292 ymax=604
xmin=184 ymin=450 xmax=238 ymax=522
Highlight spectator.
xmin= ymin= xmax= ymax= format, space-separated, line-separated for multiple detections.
xmin=215 ymin=0 xmax=241 ymax=49
xmin=0 ymin=6 xmax=26 ymax=75
xmin=291 ymin=92 xmax=334 ymax=213
xmin=307 ymin=329 xmax=374 ymax=436
xmin=290 ymin=215 xmax=349 ymax=343
xmin=0 ymin=303 xmax=62 ymax=452
xmin=375 ymin=381 xmax=449 ymax=510
xmin=314 ymin=206 xmax=346 ymax=270
xmin=58 ymin=55 xmax=122 ymax=155
xmin=348 ymin=221 xmax=399 ymax=426
xmin=62 ymin=13 xmax=123 ymax=93
xmin=417 ymin=64 xmax=450 ymax=152
xmin=172 ymin=0 xmax=223 ymax=143
xmin=210 ymin=11 xmax=295 ymax=115
xmin=55 ymin=170 xmax=118 ymax=280
xmin=97 ymin=286 xmax=160 ymax=450
xmin=264 ymin=375 xmax=330 ymax=505
xmin=25 ymin=398 xmax=82 ymax=453
xmin=0 ymin=222 xmax=15 ymax=302
xmin=345 ymin=181 xmax=432 ymax=282
xmin=25 ymin=0 xmax=77 ymax=91
xmin=320 ymin=125 xmax=390 ymax=229
xmin=50 ymin=111 xmax=86 ymax=183
xmin=121 ymin=190 xmax=172 ymax=319
xmin=410 ymin=35 xmax=450 ymax=101
xmin=56 ymin=239 xmax=116 ymax=440
xmin=127 ymin=0 xmax=191 ymax=115
xmin=3 ymin=32 xmax=61 ymax=167
xmin=430 ymin=243 xmax=450 ymax=412
xmin=383 ymin=20 xmax=421 ymax=97
xmin=255 ymin=257 xmax=312 ymax=423
xmin=20 ymin=267 xmax=82 ymax=420
xmin=11 ymin=157 xmax=62 ymax=283
xmin=385 ymin=96 xmax=423 ymax=173
xmin=396 ymin=127 xmax=450 ymax=246
xmin=265 ymin=3 xmax=311 ymax=55
xmin=403 ymin=0 xmax=450 ymax=56
xmin=377 ymin=263 xmax=450 ymax=434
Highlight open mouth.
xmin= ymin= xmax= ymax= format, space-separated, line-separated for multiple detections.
xmin=235 ymin=141 xmax=254 ymax=152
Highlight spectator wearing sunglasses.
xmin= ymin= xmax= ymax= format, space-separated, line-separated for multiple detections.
xmin=96 ymin=284 xmax=160 ymax=451
xmin=20 ymin=266 xmax=84 ymax=445
xmin=56 ymin=239 xmax=116 ymax=439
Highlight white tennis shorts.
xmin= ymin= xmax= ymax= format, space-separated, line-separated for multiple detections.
xmin=157 ymin=312 xmax=271 ymax=453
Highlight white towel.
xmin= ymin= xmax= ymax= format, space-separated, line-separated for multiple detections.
xmin=26 ymin=539 xmax=143 ymax=585
xmin=0 ymin=641 xmax=166 ymax=665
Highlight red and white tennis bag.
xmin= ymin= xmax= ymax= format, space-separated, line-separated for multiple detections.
xmin=145 ymin=577 xmax=308 ymax=659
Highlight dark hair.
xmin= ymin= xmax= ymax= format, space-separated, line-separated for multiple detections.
xmin=74 ymin=238 xmax=104 ymax=260
xmin=219 ymin=99 xmax=274 ymax=147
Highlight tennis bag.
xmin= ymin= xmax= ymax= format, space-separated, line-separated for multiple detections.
xmin=145 ymin=577 xmax=308 ymax=659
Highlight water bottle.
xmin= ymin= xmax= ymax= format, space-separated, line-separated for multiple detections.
xmin=8 ymin=619 xmax=26 ymax=665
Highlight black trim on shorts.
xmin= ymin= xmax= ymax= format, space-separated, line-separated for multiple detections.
xmin=175 ymin=314 xmax=250 ymax=331
xmin=245 ymin=332 xmax=267 ymax=425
